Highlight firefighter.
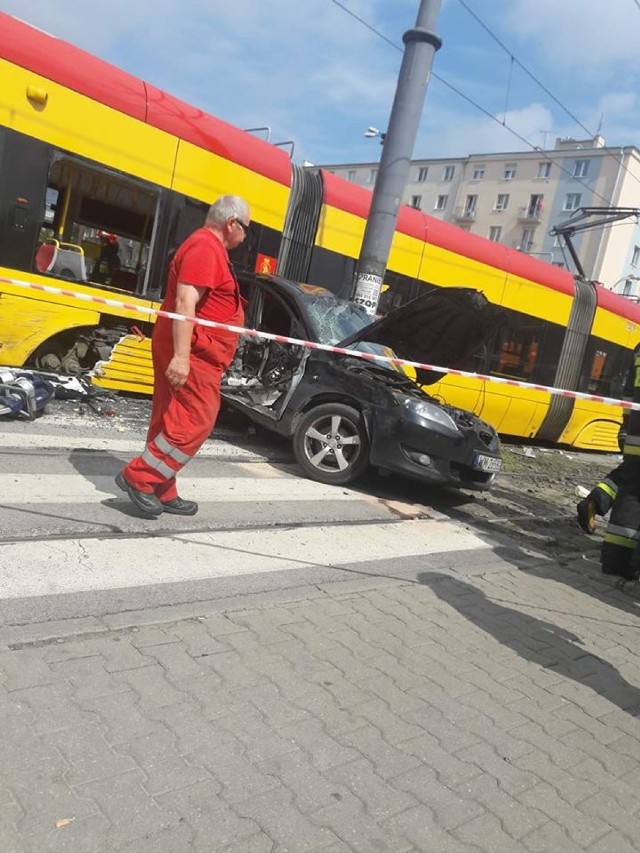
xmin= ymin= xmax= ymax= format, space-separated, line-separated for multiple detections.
xmin=577 ymin=344 xmax=637 ymax=534
xmin=599 ymin=346 xmax=640 ymax=580
xmin=116 ymin=195 xmax=250 ymax=517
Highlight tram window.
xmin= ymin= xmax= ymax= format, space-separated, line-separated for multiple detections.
xmin=43 ymin=187 xmax=59 ymax=225
xmin=579 ymin=338 xmax=631 ymax=398
xmin=489 ymin=310 xmax=563 ymax=385
xmin=307 ymin=246 xmax=356 ymax=298
xmin=229 ymin=219 xmax=258 ymax=273
xmin=377 ymin=271 xmax=424 ymax=315
xmin=32 ymin=151 xmax=159 ymax=295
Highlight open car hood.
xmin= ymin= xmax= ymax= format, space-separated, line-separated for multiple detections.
xmin=337 ymin=287 xmax=501 ymax=385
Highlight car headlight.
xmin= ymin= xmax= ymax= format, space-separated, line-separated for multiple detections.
xmin=399 ymin=396 xmax=460 ymax=435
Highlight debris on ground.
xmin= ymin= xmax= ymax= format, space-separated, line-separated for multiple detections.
xmin=0 ymin=367 xmax=122 ymax=420
xmin=511 ymin=445 xmax=537 ymax=458
xmin=473 ymin=443 xmax=619 ymax=561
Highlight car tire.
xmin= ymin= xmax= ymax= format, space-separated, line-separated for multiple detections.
xmin=293 ymin=403 xmax=369 ymax=485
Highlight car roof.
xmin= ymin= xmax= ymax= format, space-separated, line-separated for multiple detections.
xmin=239 ymin=271 xmax=337 ymax=302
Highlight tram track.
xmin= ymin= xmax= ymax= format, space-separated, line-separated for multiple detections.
xmin=0 ymin=512 xmax=410 ymax=547
xmin=0 ymin=500 xmax=586 ymax=549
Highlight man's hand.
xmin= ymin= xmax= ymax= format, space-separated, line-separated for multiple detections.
xmin=166 ymin=355 xmax=190 ymax=388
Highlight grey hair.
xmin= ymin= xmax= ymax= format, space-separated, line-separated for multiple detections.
xmin=206 ymin=195 xmax=250 ymax=227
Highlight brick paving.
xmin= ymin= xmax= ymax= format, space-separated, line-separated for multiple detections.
xmin=1 ymin=558 xmax=640 ymax=852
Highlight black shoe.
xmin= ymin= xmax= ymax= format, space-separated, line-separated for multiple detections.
xmin=577 ymin=496 xmax=597 ymax=534
xmin=161 ymin=496 xmax=199 ymax=516
xmin=603 ymin=564 xmax=638 ymax=581
xmin=115 ymin=471 xmax=163 ymax=517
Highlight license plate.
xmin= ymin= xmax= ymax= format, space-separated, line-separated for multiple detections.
xmin=473 ymin=453 xmax=502 ymax=472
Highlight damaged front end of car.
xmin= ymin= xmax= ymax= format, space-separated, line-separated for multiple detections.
xmin=222 ymin=336 xmax=308 ymax=417
xmin=335 ymin=355 xmax=501 ymax=490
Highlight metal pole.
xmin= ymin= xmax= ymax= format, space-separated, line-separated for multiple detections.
xmin=351 ymin=0 xmax=442 ymax=314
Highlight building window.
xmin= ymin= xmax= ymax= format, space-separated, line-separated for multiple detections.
xmin=489 ymin=226 xmax=502 ymax=242
xmin=503 ymin=163 xmax=517 ymax=180
xmin=538 ymin=162 xmax=551 ymax=179
xmin=574 ymin=159 xmax=589 ymax=178
xmin=367 ymin=168 xmax=377 ymax=184
xmin=632 ymin=245 xmax=640 ymax=267
xmin=520 ymin=229 xmax=535 ymax=252
xmin=443 ymin=166 xmax=455 ymax=182
xmin=472 ymin=166 xmax=485 ymax=180
xmin=410 ymin=195 xmax=422 ymax=209
xmin=564 ymin=192 xmax=582 ymax=211
xmin=417 ymin=166 xmax=428 ymax=182
xmin=526 ymin=194 xmax=544 ymax=218
xmin=435 ymin=195 xmax=448 ymax=210
xmin=495 ymin=194 xmax=509 ymax=211
xmin=347 ymin=170 xmax=356 ymax=182
xmin=464 ymin=194 xmax=477 ymax=217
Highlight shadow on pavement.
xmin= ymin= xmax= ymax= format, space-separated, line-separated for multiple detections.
xmin=67 ymin=447 xmax=152 ymax=520
xmin=337 ymin=465 xmax=640 ymax=619
xmin=418 ymin=570 xmax=640 ymax=717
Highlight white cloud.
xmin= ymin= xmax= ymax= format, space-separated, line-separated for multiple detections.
xmin=418 ymin=102 xmax=556 ymax=159
xmin=504 ymin=0 xmax=640 ymax=72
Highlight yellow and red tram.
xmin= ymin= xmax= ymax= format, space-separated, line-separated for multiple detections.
xmin=0 ymin=12 xmax=637 ymax=451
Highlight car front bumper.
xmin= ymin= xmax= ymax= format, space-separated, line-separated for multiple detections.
xmin=368 ymin=407 xmax=500 ymax=491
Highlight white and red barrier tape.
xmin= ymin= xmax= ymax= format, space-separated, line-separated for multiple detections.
xmin=3 ymin=275 xmax=640 ymax=412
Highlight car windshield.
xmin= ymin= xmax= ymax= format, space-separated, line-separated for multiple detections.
xmin=300 ymin=294 xmax=404 ymax=373
xmin=301 ymin=295 xmax=371 ymax=345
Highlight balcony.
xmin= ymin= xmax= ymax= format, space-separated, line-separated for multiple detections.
xmin=454 ymin=206 xmax=477 ymax=222
xmin=517 ymin=206 xmax=543 ymax=224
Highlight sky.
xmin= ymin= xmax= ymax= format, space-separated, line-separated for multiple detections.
xmin=3 ymin=0 xmax=640 ymax=166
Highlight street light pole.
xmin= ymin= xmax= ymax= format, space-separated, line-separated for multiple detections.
xmin=351 ymin=0 xmax=442 ymax=314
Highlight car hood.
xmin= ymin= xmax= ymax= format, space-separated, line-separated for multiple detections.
xmin=336 ymin=287 xmax=500 ymax=384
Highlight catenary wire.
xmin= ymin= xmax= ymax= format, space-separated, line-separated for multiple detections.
xmin=327 ymin=0 xmax=620 ymax=208
xmin=456 ymin=0 xmax=640 ymax=191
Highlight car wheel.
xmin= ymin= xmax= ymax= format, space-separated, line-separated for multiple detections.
xmin=293 ymin=403 xmax=369 ymax=485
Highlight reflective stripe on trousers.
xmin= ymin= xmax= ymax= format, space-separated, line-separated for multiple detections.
xmin=140 ymin=432 xmax=194 ymax=480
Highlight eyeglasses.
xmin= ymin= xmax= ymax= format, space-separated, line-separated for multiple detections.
xmin=234 ymin=218 xmax=249 ymax=234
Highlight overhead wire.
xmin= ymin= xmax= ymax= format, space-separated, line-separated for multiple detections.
xmin=327 ymin=0 xmax=621 ymax=208
xmin=456 ymin=0 xmax=640 ymax=192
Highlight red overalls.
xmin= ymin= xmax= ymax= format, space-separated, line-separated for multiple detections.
xmin=123 ymin=228 xmax=244 ymax=501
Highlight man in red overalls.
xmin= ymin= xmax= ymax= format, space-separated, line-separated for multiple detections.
xmin=116 ymin=195 xmax=250 ymax=517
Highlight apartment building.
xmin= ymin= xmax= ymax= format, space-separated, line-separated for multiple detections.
xmin=323 ymin=137 xmax=640 ymax=296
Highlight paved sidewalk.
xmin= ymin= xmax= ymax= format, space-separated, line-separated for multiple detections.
xmin=1 ymin=556 xmax=640 ymax=852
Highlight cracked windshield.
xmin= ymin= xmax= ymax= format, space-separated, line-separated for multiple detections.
xmin=302 ymin=292 xmax=400 ymax=371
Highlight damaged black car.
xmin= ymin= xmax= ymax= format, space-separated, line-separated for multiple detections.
xmin=223 ymin=274 xmax=502 ymax=489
